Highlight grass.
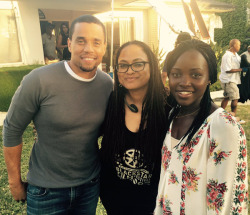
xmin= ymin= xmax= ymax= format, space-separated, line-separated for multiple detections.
xmin=0 ymin=105 xmax=249 ymax=214
xmin=0 ymin=65 xmax=42 ymax=111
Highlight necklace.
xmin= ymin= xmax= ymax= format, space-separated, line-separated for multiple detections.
xmin=175 ymin=108 xmax=200 ymax=119
xmin=124 ymin=98 xmax=138 ymax=113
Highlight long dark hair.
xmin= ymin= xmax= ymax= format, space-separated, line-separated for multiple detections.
xmin=166 ymin=39 xmax=217 ymax=146
xmin=60 ymin=23 xmax=69 ymax=37
xmin=101 ymin=40 xmax=168 ymax=165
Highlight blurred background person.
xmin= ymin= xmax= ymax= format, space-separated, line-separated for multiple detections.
xmin=238 ymin=45 xmax=250 ymax=104
xmin=57 ymin=23 xmax=71 ymax=60
xmin=240 ymin=45 xmax=250 ymax=64
xmin=42 ymin=22 xmax=58 ymax=64
xmin=219 ymin=39 xmax=243 ymax=121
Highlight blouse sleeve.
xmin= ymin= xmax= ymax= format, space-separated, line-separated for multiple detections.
xmin=206 ymin=111 xmax=248 ymax=214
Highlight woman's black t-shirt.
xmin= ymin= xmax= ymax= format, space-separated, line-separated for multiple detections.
xmin=100 ymin=126 xmax=161 ymax=215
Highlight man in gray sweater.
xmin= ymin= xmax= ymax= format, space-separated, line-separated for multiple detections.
xmin=3 ymin=15 xmax=113 ymax=214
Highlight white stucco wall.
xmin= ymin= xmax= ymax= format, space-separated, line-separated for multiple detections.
xmin=34 ymin=0 xmax=110 ymax=12
xmin=157 ymin=5 xmax=222 ymax=63
xmin=158 ymin=5 xmax=193 ymax=59
xmin=16 ymin=1 xmax=44 ymax=65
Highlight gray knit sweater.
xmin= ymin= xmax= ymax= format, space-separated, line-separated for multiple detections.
xmin=3 ymin=61 xmax=113 ymax=188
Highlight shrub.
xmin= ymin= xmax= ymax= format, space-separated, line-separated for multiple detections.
xmin=210 ymin=80 xmax=222 ymax=92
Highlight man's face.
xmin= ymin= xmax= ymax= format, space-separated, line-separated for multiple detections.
xmin=68 ymin=22 xmax=106 ymax=77
xmin=46 ymin=26 xmax=53 ymax=35
xmin=233 ymin=40 xmax=241 ymax=53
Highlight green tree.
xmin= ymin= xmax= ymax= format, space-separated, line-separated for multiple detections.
xmin=214 ymin=0 xmax=248 ymax=46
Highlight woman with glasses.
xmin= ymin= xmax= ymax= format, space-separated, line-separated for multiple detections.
xmin=100 ymin=41 xmax=170 ymax=215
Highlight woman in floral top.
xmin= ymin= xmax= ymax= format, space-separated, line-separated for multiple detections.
xmin=155 ymin=39 xmax=248 ymax=215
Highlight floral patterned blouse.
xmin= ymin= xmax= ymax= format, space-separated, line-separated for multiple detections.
xmin=155 ymin=108 xmax=248 ymax=215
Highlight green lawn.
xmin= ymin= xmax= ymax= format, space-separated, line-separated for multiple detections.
xmin=0 ymin=65 xmax=42 ymax=111
xmin=0 ymin=105 xmax=249 ymax=214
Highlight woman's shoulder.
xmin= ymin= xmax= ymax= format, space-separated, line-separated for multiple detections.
xmin=208 ymin=108 xmax=245 ymax=138
xmin=210 ymin=108 xmax=237 ymax=124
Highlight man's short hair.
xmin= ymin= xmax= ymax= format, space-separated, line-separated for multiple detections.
xmin=69 ymin=15 xmax=106 ymax=42
xmin=229 ymin=39 xmax=240 ymax=48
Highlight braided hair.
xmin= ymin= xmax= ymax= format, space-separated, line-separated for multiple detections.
xmin=101 ymin=41 xmax=168 ymax=166
xmin=166 ymin=39 xmax=217 ymax=146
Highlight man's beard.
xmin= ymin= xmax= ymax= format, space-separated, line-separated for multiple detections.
xmin=79 ymin=65 xmax=97 ymax=73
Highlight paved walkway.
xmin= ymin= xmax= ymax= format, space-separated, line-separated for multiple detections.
xmin=0 ymin=91 xmax=249 ymax=127
xmin=0 ymin=112 xmax=6 ymax=127
xmin=211 ymin=90 xmax=250 ymax=106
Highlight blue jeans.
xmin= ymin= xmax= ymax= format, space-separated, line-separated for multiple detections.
xmin=27 ymin=177 xmax=100 ymax=215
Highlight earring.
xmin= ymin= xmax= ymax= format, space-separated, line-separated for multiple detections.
xmin=208 ymin=82 xmax=211 ymax=86
xmin=119 ymin=84 xmax=123 ymax=87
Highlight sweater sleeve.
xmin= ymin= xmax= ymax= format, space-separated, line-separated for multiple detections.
xmin=3 ymin=70 xmax=41 ymax=147
xmin=206 ymin=111 xmax=248 ymax=214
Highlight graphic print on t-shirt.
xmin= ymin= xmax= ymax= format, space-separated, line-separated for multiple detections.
xmin=116 ymin=149 xmax=152 ymax=185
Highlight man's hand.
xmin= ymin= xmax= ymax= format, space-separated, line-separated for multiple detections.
xmin=9 ymin=181 xmax=27 ymax=202
xmin=3 ymin=144 xmax=25 ymax=202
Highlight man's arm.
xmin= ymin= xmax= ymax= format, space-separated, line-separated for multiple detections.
xmin=3 ymin=70 xmax=40 ymax=201
xmin=226 ymin=68 xmax=242 ymax=73
xmin=3 ymin=144 xmax=27 ymax=201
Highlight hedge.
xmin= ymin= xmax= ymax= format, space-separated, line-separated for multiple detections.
xmin=214 ymin=0 xmax=248 ymax=49
xmin=0 ymin=65 xmax=42 ymax=111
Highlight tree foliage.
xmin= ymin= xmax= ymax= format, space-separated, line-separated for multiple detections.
xmin=214 ymin=0 xmax=248 ymax=47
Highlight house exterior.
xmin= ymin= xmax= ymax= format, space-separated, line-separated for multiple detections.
xmin=0 ymin=0 xmax=234 ymax=68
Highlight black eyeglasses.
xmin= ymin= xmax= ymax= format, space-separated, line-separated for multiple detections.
xmin=116 ymin=62 xmax=149 ymax=73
